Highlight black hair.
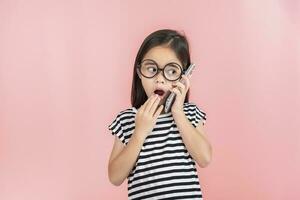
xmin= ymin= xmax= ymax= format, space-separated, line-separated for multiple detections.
xmin=131 ymin=29 xmax=191 ymax=109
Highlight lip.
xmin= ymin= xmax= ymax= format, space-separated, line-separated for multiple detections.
xmin=153 ymin=88 xmax=168 ymax=98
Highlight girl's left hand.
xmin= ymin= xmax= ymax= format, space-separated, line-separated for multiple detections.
xmin=170 ymin=74 xmax=191 ymax=114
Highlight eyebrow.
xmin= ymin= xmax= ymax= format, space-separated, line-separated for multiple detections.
xmin=143 ymin=59 xmax=182 ymax=67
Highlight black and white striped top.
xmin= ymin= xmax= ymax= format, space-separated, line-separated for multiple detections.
xmin=108 ymin=102 xmax=207 ymax=200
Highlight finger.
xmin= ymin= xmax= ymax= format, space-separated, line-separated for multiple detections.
xmin=185 ymin=73 xmax=192 ymax=78
xmin=182 ymin=75 xmax=191 ymax=89
xmin=141 ymin=94 xmax=156 ymax=112
xmin=173 ymin=82 xmax=186 ymax=93
xmin=144 ymin=94 xmax=159 ymax=113
xmin=177 ymin=75 xmax=191 ymax=94
xmin=171 ymin=87 xmax=182 ymax=96
xmin=180 ymin=75 xmax=190 ymax=88
xmin=149 ymin=96 xmax=161 ymax=116
xmin=186 ymin=77 xmax=190 ymax=91
xmin=153 ymin=105 xmax=164 ymax=119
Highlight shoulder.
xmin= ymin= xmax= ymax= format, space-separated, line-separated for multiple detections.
xmin=108 ymin=107 xmax=136 ymax=134
xmin=111 ymin=107 xmax=137 ymax=123
xmin=183 ymin=102 xmax=207 ymax=126
xmin=112 ymin=107 xmax=137 ymax=121
xmin=183 ymin=102 xmax=196 ymax=110
xmin=119 ymin=107 xmax=136 ymax=116
xmin=108 ymin=107 xmax=136 ymax=145
xmin=183 ymin=102 xmax=204 ymax=112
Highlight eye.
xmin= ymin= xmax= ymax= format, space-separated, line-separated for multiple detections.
xmin=166 ymin=69 xmax=176 ymax=75
xmin=147 ymin=66 xmax=157 ymax=73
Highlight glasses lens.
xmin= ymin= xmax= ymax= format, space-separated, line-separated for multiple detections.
xmin=164 ymin=64 xmax=182 ymax=81
xmin=140 ymin=61 xmax=158 ymax=78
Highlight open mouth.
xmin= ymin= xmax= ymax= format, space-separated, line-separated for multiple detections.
xmin=154 ymin=89 xmax=166 ymax=97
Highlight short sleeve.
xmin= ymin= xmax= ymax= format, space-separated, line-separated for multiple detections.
xmin=194 ymin=105 xmax=206 ymax=126
xmin=108 ymin=114 xmax=126 ymax=145
xmin=192 ymin=104 xmax=207 ymax=127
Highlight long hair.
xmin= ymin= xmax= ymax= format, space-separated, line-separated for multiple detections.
xmin=131 ymin=29 xmax=192 ymax=109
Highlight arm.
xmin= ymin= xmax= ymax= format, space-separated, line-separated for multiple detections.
xmin=173 ymin=110 xmax=212 ymax=168
xmin=108 ymin=132 xmax=145 ymax=186
xmin=108 ymin=94 xmax=164 ymax=186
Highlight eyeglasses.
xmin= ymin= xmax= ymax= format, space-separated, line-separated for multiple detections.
xmin=137 ymin=59 xmax=184 ymax=81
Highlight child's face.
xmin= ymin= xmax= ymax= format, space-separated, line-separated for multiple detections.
xmin=137 ymin=45 xmax=183 ymax=106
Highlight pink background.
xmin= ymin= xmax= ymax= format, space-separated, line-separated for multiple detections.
xmin=0 ymin=0 xmax=299 ymax=199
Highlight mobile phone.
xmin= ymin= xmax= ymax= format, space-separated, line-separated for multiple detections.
xmin=164 ymin=63 xmax=196 ymax=113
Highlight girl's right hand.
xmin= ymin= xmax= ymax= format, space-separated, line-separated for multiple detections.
xmin=134 ymin=94 xmax=164 ymax=141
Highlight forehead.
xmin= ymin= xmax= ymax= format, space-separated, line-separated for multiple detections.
xmin=142 ymin=46 xmax=182 ymax=66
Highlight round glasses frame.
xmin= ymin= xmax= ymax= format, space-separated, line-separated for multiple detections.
xmin=137 ymin=59 xmax=184 ymax=82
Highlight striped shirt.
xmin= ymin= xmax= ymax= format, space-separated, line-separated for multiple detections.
xmin=108 ymin=102 xmax=207 ymax=199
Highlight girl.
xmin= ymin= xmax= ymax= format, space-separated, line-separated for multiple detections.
xmin=108 ymin=29 xmax=212 ymax=199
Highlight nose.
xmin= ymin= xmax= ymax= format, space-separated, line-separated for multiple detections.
xmin=155 ymin=70 xmax=165 ymax=83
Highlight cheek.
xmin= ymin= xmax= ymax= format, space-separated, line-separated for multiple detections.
xmin=141 ymin=79 xmax=153 ymax=97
